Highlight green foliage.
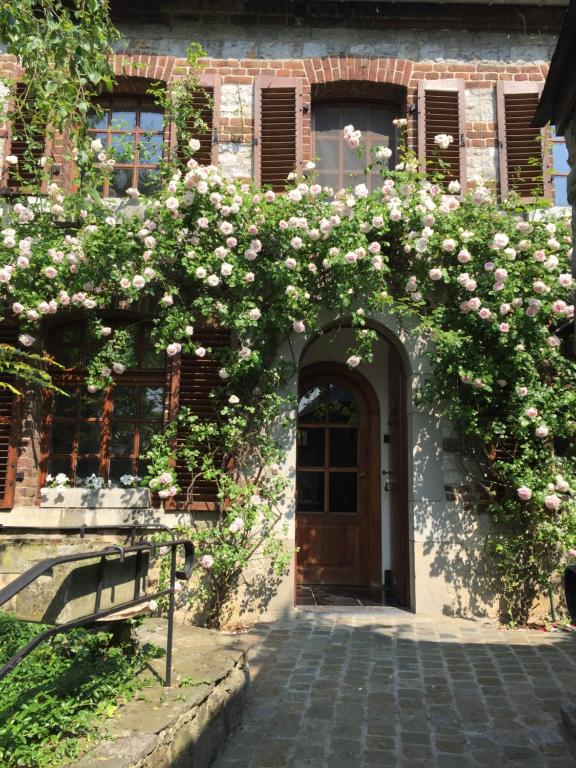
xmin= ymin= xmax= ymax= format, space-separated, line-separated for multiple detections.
xmin=0 ymin=612 xmax=153 ymax=767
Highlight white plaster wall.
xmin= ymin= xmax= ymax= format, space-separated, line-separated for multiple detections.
xmin=118 ymin=23 xmax=556 ymax=64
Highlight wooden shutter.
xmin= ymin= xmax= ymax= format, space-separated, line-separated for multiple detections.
xmin=5 ymin=83 xmax=46 ymax=190
xmin=172 ymin=328 xmax=231 ymax=511
xmin=178 ymin=75 xmax=220 ymax=167
xmin=255 ymin=76 xmax=302 ymax=190
xmin=497 ymin=81 xmax=545 ymax=200
xmin=418 ymin=79 xmax=466 ymax=188
xmin=0 ymin=327 xmax=20 ymax=509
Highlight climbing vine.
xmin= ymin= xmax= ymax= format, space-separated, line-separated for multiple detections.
xmin=0 ymin=4 xmax=574 ymax=624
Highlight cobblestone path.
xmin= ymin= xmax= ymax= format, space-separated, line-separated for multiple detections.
xmin=213 ymin=607 xmax=576 ymax=768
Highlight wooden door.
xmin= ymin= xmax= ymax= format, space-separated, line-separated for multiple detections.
xmin=296 ymin=364 xmax=380 ymax=586
xmin=388 ymin=354 xmax=410 ymax=605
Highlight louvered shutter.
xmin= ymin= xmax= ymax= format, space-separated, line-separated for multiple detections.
xmin=418 ymin=80 xmax=466 ymax=188
xmin=172 ymin=328 xmax=231 ymax=511
xmin=178 ymin=76 xmax=220 ymax=167
xmin=255 ymin=76 xmax=302 ymax=190
xmin=0 ymin=327 xmax=20 ymax=509
xmin=497 ymin=82 xmax=545 ymax=200
xmin=6 ymin=83 xmax=46 ymax=190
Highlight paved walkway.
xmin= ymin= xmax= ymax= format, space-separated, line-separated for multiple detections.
xmin=213 ymin=607 xmax=576 ymax=768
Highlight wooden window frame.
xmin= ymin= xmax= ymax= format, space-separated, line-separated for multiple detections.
xmin=39 ymin=320 xmax=170 ymax=490
xmin=548 ymin=127 xmax=569 ymax=206
xmin=311 ymin=99 xmax=402 ymax=192
xmin=254 ymin=75 xmax=303 ymax=188
xmin=417 ymin=79 xmax=467 ymax=191
xmin=172 ymin=73 xmax=221 ymax=168
xmin=496 ymin=80 xmax=549 ymax=201
xmin=87 ymin=92 xmax=166 ymax=198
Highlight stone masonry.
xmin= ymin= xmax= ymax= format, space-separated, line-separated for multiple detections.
xmin=214 ymin=608 xmax=576 ymax=768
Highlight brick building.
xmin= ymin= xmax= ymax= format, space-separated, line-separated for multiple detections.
xmin=0 ymin=1 xmax=570 ymax=621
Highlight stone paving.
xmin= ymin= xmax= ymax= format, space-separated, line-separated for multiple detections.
xmin=213 ymin=606 xmax=576 ymax=768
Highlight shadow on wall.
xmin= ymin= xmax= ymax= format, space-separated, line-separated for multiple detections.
xmin=411 ymin=412 xmax=502 ymax=620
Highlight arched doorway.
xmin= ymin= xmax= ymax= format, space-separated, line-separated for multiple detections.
xmin=296 ymin=328 xmax=411 ymax=607
xmin=296 ymin=362 xmax=381 ymax=587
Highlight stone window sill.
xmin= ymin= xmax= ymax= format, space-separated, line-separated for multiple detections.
xmin=39 ymin=487 xmax=151 ymax=509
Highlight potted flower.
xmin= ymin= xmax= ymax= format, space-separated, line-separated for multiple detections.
xmin=40 ymin=473 xmax=151 ymax=509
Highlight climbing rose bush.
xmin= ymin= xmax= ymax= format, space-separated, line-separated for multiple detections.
xmin=0 ymin=129 xmax=575 ymax=624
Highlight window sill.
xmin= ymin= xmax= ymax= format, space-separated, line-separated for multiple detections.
xmin=39 ymin=487 xmax=151 ymax=509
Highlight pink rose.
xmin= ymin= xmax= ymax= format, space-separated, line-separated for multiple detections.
xmin=517 ymin=486 xmax=532 ymax=501
xmin=201 ymin=554 xmax=214 ymax=569
xmin=535 ymin=425 xmax=549 ymax=438
xmin=544 ymin=494 xmax=561 ymax=511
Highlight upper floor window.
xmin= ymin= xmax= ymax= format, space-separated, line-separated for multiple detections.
xmin=550 ymin=127 xmax=569 ymax=206
xmin=87 ymin=94 xmax=164 ymax=197
xmin=312 ymin=101 xmax=399 ymax=191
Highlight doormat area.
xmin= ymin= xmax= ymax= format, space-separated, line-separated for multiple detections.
xmin=296 ymin=584 xmax=400 ymax=607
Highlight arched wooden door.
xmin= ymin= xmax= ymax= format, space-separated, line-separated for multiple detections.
xmin=296 ymin=363 xmax=381 ymax=586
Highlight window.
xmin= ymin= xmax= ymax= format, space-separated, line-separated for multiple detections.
xmin=87 ymin=95 xmax=164 ymax=197
xmin=43 ymin=321 xmax=166 ymax=486
xmin=550 ymin=127 xmax=569 ymax=206
xmin=313 ymin=101 xmax=398 ymax=191
xmin=297 ymin=383 xmax=359 ymax=515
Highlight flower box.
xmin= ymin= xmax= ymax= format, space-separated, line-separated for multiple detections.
xmin=39 ymin=487 xmax=151 ymax=509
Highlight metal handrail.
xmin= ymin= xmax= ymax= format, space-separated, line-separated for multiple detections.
xmin=0 ymin=531 xmax=194 ymax=686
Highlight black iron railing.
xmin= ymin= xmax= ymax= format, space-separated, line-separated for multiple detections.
xmin=0 ymin=524 xmax=194 ymax=686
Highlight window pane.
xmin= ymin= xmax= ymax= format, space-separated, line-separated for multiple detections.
xmin=51 ymin=425 xmax=75 ymax=454
xmin=59 ymin=326 xmax=82 ymax=343
xmin=298 ymin=427 xmax=325 ymax=467
xmin=329 ymin=472 xmax=357 ymax=513
xmin=315 ymin=139 xmax=339 ymax=171
xmin=90 ymin=132 xmax=108 ymax=156
xmin=298 ymin=386 xmax=326 ymax=422
xmin=75 ymin=459 xmax=101 ymax=483
xmin=317 ymin=172 xmax=339 ymax=190
xmin=113 ymin=386 xmax=138 ymax=419
xmin=87 ymin=109 xmax=109 ymax=131
xmin=111 ymin=101 xmax=137 ymax=131
xmin=297 ymin=471 xmax=324 ymax=513
xmin=330 ymin=428 xmax=357 ymax=467
xmin=110 ymin=422 xmax=135 ymax=454
xmin=553 ymin=175 xmax=568 ymax=206
xmin=138 ymin=134 xmax=163 ymax=165
xmin=110 ymin=134 xmax=135 ymax=164
xmin=314 ymin=106 xmax=341 ymax=134
xmin=140 ymin=347 xmax=165 ymax=369
xmin=344 ymin=147 xmax=367 ymax=175
xmin=78 ymin=422 xmax=101 ymax=453
xmin=140 ymin=108 xmax=164 ymax=132
xmin=552 ymin=141 xmax=569 ymax=174
xmin=109 ymin=458 xmax=135 ymax=481
xmin=138 ymin=168 xmax=162 ymax=195
xmin=138 ymin=422 xmax=162 ymax=454
xmin=371 ymin=107 xmax=395 ymax=137
xmin=79 ymin=391 xmax=103 ymax=418
xmin=109 ymin=168 xmax=134 ymax=197
xmin=342 ymin=106 xmax=368 ymax=132
xmin=140 ymin=387 xmax=165 ymax=418
xmin=46 ymin=457 xmax=71 ymax=479
xmin=56 ymin=346 xmax=81 ymax=368
xmin=53 ymin=389 xmax=77 ymax=418
xmin=329 ymin=385 xmax=357 ymax=424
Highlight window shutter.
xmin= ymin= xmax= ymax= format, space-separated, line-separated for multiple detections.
xmin=255 ymin=76 xmax=302 ymax=190
xmin=5 ymin=83 xmax=46 ymax=191
xmin=178 ymin=76 xmax=220 ymax=167
xmin=0 ymin=327 xmax=20 ymax=510
xmin=497 ymin=82 xmax=545 ymax=200
xmin=418 ymin=79 xmax=466 ymax=188
xmin=172 ymin=328 xmax=231 ymax=511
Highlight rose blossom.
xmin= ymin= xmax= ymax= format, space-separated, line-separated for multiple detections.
xmin=132 ymin=275 xmax=145 ymax=288
xmin=166 ymin=343 xmax=182 ymax=357
xmin=347 ymin=355 xmax=361 ymax=368
xmin=18 ymin=334 xmax=35 ymax=347
xmin=556 ymin=476 xmax=570 ymax=493
xmin=478 ymin=307 xmax=491 ymax=320
xmin=517 ymin=486 xmax=532 ymax=501
xmin=525 ymin=407 xmax=538 ymax=418
xmin=112 ymin=363 xmax=126 ymax=375
xmin=218 ymin=368 xmax=229 ymax=380
xmin=195 ymin=346 xmax=206 ymax=358
xmin=293 ymin=321 xmax=306 ymax=333
xmin=228 ymin=395 xmax=240 ymax=404
xmin=207 ymin=274 xmax=220 ymax=287
xmin=229 ymin=517 xmax=245 ymax=534
xmin=559 ymin=273 xmax=573 ymax=288
xmin=517 ymin=387 xmax=528 ymax=398
xmin=499 ymin=323 xmax=509 ymax=333
xmin=429 ymin=268 xmax=443 ymax=281
xmin=544 ymin=494 xmax=561 ymax=511
xmin=200 ymin=554 xmax=214 ymax=569
xmin=535 ymin=425 xmax=549 ymax=438
xmin=442 ymin=238 xmax=456 ymax=252
xmin=457 ymin=249 xmax=471 ymax=264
